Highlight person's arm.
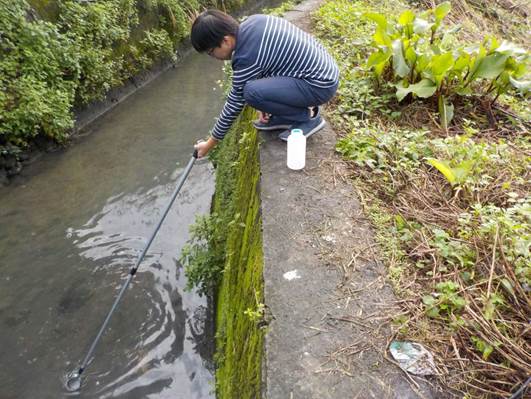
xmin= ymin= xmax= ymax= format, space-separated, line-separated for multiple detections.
xmin=210 ymin=86 xmax=246 ymax=140
xmin=193 ymin=83 xmax=245 ymax=159
xmin=192 ymin=85 xmax=244 ymax=159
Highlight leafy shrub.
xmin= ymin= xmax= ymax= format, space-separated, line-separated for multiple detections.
xmin=364 ymin=2 xmax=530 ymax=128
xmin=0 ymin=1 xmax=78 ymax=144
xmin=337 ymin=120 xmax=528 ymax=205
xmin=423 ymin=280 xmax=467 ymax=318
xmin=180 ymin=214 xmax=225 ymax=296
xmin=139 ymin=29 xmax=176 ymax=67
xmin=425 ymin=131 xmax=524 ymax=197
xmin=336 ymin=126 xmax=432 ymax=172
xmin=156 ymin=0 xmax=199 ymax=42
xmin=0 ymin=0 xmax=204 ymax=152
xmin=57 ymin=0 xmax=138 ymax=103
xmin=463 ymin=200 xmax=531 ymax=287
xmin=430 ymin=227 xmax=476 ymax=270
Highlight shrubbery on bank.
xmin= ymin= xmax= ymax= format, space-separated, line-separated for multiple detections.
xmin=314 ymin=0 xmax=530 ymax=397
xmin=0 ymin=0 xmax=246 ymax=176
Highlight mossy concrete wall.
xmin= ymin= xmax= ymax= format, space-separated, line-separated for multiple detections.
xmin=210 ymin=107 xmax=264 ymax=399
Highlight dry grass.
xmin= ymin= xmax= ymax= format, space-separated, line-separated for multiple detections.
xmin=420 ymin=0 xmax=530 ymax=46
xmin=315 ymin=0 xmax=530 ymax=396
xmin=333 ymin=105 xmax=531 ymax=397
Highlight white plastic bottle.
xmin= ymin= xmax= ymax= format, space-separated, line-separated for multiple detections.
xmin=287 ymin=128 xmax=306 ymax=170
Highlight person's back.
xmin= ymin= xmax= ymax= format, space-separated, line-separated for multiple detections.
xmin=233 ymin=14 xmax=339 ymax=89
xmin=191 ymin=10 xmax=339 ymax=158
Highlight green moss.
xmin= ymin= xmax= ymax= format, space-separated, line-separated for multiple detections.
xmin=210 ymin=107 xmax=264 ymax=399
xmin=182 ymin=106 xmax=264 ymax=397
xmin=180 ymin=106 xmax=265 ymax=398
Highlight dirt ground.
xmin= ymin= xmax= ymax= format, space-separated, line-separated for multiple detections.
xmin=259 ymin=1 xmax=451 ymax=397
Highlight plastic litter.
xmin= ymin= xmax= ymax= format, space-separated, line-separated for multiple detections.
xmin=389 ymin=341 xmax=437 ymax=376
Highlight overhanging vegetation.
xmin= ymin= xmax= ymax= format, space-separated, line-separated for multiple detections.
xmin=0 ymin=0 xmax=246 ymax=176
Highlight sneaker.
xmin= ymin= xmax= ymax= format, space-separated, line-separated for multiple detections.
xmin=278 ymin=114 xmax=326 ymax=142
xmin=252 ymin=115 xmax=293 ymax=131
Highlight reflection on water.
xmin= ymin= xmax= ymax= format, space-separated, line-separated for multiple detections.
xmin=0 ymin=52 xmax=224 ymax=398
xmin=68 ymin=166 xmax=214 ymax=399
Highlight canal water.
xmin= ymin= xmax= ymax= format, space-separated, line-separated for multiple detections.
xmin=0 ymin=52 xmax=225 ymax=398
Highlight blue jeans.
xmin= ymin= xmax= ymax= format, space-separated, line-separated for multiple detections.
xmin=242 ymin=77 xmax=338 ymax=122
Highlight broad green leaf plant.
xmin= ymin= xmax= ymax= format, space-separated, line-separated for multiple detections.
xmin=364 ymin=2 xmax=530 ymax=130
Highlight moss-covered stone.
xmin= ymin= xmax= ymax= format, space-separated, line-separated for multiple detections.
xmin=207 ymin=107 xmax=264 ymax=399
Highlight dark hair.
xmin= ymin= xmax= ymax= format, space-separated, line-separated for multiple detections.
xmin=190 ymin=10 xmax=239 ymax=53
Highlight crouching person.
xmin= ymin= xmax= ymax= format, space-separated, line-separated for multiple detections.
xmin=191 ymin=9 xmax=339 ymax=158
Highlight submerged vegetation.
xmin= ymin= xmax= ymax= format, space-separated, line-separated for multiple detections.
xmin=314 ymin=0 xmax=530 ymax=397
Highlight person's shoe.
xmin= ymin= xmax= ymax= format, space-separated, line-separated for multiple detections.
xmin=278 ymin=113 xmax=326 ymax=142
xmin=252 ymin=115 xmax=293 ymax=131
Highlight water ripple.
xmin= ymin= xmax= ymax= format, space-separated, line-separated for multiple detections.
xmin=62 ymin=165 xmax=214 ymax=398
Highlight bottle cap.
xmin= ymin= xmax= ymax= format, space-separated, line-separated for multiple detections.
xmin=291 ymin=129 xmax=303 ymax=135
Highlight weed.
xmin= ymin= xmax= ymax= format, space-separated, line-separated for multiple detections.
xmin=423 ymin=280 xmax=467 ymax=318
xmin=315 ymin=0 xmax=531 ymax=396
xmin=362 ymin=2 xmax=530 ymax=128
xmin=244 ymin=290 xmax=265 ymax=324
xmin=181 ymin=214 xmax=225 ymax=296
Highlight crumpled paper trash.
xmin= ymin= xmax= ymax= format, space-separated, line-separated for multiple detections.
xmin=389 ymin=341 xmax=437 ymax=376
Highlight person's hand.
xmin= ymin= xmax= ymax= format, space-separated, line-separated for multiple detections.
xmin=194 ymin=140 xmax=210 ymax=158
xmin=194 ymin=137 xmax=218 ymax=158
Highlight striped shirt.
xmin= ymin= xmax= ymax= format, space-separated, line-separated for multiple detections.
xmin=211 ymin=14 xmax=339 ymax=140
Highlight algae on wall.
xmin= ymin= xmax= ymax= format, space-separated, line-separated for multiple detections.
xmin=213 ymin=107 xmax=264 ymax=399
xmin=182 ymin=106 xmax=265 ymax=398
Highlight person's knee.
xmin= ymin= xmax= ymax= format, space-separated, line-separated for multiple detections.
xmin=243 ymin=81 xmax=261 ymax=106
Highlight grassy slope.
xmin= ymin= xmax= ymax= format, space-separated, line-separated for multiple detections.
xmin=313 ymin=0 xmax=530 ymax=397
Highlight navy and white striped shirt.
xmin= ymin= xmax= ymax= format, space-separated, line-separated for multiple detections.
xmin=211 ymin=14 xmax=339 ymax=140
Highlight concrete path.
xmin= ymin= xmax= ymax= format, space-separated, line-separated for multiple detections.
xmin=259 ymin=1 xmax=445 ymax=397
